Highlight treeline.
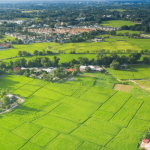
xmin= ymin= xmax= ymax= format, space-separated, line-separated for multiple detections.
xmin=18 ymin=50 xmax=53 ymax=57
xmin=0 ymin=52 xmax=142 ymax=71
xmin=121 ymin=24 xmax=150 ymax=33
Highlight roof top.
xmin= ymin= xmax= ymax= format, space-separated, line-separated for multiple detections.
xmin=143 ymin=139 xmax=149 ymax=143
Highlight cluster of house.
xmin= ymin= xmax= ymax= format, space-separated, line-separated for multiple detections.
xmin=140 ymin=139 xmax=150 ymax=150
xmin=28 ymin=27 xmax=97 ymax=36
xmin=13 ymin=65 xmax=103 ymax=78
xmin=5 ymin=32 xmax=43 ymax=44
xmin=79 ymin=65 xmax=103 ymax=72
xmin=0 ymin=19 xmax=28 ymax=25
xmin=0 ymin=44 xmax=9 ymax=49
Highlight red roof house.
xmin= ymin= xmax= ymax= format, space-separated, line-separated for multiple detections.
xmin=65 ymin=68 xmax=75 ymax=72
xmin=13 ymin=67 xmax=21 ymax=71
xmin=143 ymin=139 xmax=150 ymax=143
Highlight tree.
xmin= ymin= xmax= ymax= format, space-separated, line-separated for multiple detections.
xmin=1 ymin=96 xmax=10 ymax=108
xmin=110 ymin=60 xmax=120 ymax=70
xmin=86 ymin=67 xmax=91 ymax=72
xmin=33 ymin=50 xmax=39 ymax=56
xmin=72 ymin=70 xmax=78 ymax=76
xmin=18 ymin=51 xmax=22 ymax=57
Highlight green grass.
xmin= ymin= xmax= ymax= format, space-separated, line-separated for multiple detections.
xmin=101 ymin=20 xmax=137 ymax=27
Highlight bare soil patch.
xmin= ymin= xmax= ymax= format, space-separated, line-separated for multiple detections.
xmin=114 ymin=84 xmax=133 ymax=93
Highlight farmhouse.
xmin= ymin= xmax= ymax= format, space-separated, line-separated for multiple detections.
xmin=7 ymin=94 xmax=16 ymax=101
xmin=65 ymin=68 xmax=75 ymax=72
xmin=80 ymin=65 xmax=103 ymax=72
xmin=13 ymin=67 xmax=21 ymax=71
xmin=140 ymin=139 xmax=150 ymax=150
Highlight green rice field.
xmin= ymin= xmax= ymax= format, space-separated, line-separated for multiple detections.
xmin=107 ymin=65 xmax=150 ymax=80
xmin=100 ymin=20 xmax=137 ymax=27
xmin=0 ymin=72 xmax=149 ymax=150
xmin=1 ymin=37 xmax=150 ymax=60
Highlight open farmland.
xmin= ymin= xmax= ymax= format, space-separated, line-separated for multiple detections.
xmin=100 ymin=20 xmax=137 ymax=27
xmin=1 ymin=38 xmax=150 ymax=60
xmin=107 ymin=65 xmax=150 ymax=80
xmin=1 ymin=37 xmax=150 ymax=61
xmin=0 ymin=35 xmax=16 ymax=42
xmin=0 ymin=73 xmax=149 ymax=150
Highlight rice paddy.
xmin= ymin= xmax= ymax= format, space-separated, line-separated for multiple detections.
xmin=0 ymin=72 xmax=149 ymax=150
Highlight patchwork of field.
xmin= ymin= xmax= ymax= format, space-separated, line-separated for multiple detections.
xmin=1 ymin=38 xmax=149 ymax=60
xmin=100 ymin=20 xmax=137 ymax=27
xmin=116 ymin=30 xmax=142 ymax=34
xmin=107 ymin=65 xmax=150 ymax=80
xmin=0 ymin=73 xmax=150 ymax=150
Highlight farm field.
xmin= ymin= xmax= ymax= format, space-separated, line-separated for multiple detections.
xmin=107 ymin=65 xmax=150 ymax=80
xmin=0 ymin=35 xmax=16 ymax=42
xmin=116 ymin=30 xmax=142 ymax=34
xmin=0 ymin=72 xmax=149 ymax=150
xmin=109 ymin=9 xmax=126 ymax=12
xmin=1 ymin=37 xmax=150 ymax=60
xmin=100 ymin=20 xmax=137 ymax=27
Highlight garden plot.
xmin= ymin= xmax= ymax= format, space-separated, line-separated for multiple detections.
xmin=60 ymin=96 xmax=100 ymax=116
xmin=18 ymin=84 xmax=41 ymax=92
xmin=30 ymin=128 xmax=59 ymax=147
xmin=20 ymin=142 xmax=43 ymax=150
xmin=80 ymin=91 xmax=111 ymax=103
xmin=71 ymin=125 xmax=113 ymax=146
xmin=0 ymin=116 xmax=23 ymax=131
xmin=12 ymin=123 xmax=42 ymax=140
xmin=0 ymin=75 xmax=33 ymax=91
xmin=135 ymin=101 xmax=150 ymax=121
xmin=99 ymin=91 xmax=131 ymax=114
xmin=72 ymin=86 xmax=89 ymax=98
xmin=109 ymin=107 xmax=137 ymax=127
xmin=44 ymin=83 xmax=79 ymax=96
xmin=105 ymin=128 xmax=142 ymax=150
xmin=84 ymin=117 xmax=121 ymax=135
xmin=25 ymin=79 xmax=48 ymax=86
xmin=49 ymin=103 xmax=89 ymax=123
xmin=45 ymin=134 xmax=83 ymax=150
xmin=92 ymin=110 xmax=114 ymax=121
xmin=127 ymin=118 xmax=150 ymax=133
xmin=32 ymin=115 xmax=79 ymax=134
xmin=123 ymin=97 xmax=143 ymax=110
xmin=14 ymin=89 xmax=33 ymax=97
xmin=77 ymin=141 xmax=101 ymax=150
xmin=33 ymin=88 xmax=65 ymax=101
xmin=88 ymin=86 xmax=116 ymax=96
xmin=0 ymin=127 xmax=26 ymax=150
xmin=25 ymin=95 xmax=54 ymax=110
